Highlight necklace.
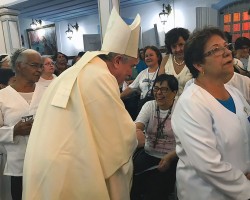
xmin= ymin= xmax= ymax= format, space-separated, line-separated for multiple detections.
xmin=173 ymin=56 xmax=185 ymax=66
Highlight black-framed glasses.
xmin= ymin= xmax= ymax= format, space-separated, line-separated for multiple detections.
xmin=153 ymin=86 xmax=170 ymax=93
xmin=203 ymin=43 xmax=232 ymax=57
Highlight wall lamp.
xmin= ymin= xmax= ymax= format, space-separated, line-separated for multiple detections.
xmin=30 ymin=19 xmax=42 ymax=29
xmin=65 ymin=22 xmax=79 ymax=40
xmin=159 ymin=4 xmax=172 ymax=25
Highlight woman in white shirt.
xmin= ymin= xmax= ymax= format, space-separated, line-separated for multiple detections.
xmin=131 ymin=74 xmax=178 ymax=200
xmin=121 ymin=46 xmax=162 ymax=100
xmin=159 ymin=28 xmax=192 ymax=97
xmin=172 ymin=27 xmax=250 ymax=200
xmin=37 ymin=56 xmax=57 ymax=87
xmin=0 ymin=48 xmax=46 ymax=200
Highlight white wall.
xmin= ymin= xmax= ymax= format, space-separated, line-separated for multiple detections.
xmin=19 ymin=14 xmax=100 ymax=56
xmin=121 ymin=0 xmax=219 ymax=47
xmin=18 ymin=0 xmax=223 ymax=56
xmin=55 ymin=14 xmax=100 ymax=56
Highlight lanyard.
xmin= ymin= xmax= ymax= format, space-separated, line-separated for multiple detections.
xmin=154 ymin=105 xmax=173 ymax=148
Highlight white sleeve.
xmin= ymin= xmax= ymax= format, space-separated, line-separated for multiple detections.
xmin=135 ymin=101 xmax=153 ymax=126
xmin=0 ymin=109 xmax=14 ymax=143
xmin=129 ymin=70 xmax=144 ymax=90
xmin=172 ymin=98 xmax=250 ymax=199
xmin=227 ymin=73 xmax=250 ymax=104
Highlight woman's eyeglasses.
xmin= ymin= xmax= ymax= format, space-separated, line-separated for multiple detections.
xmin=153 ymin=86 xmax=169 ymax=93
xmin=203 ymin=43 xmax=232 ymax=57
xmin=43 ymin=62 xmax=55 ymax=66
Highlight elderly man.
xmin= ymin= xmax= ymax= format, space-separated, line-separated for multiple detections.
xmin=23 ymin=9 xmax=140 ymax=200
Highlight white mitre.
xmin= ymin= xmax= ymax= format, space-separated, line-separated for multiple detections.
xmin=51 ymin=8 xmax=141 ymax=108
xmin=101 ymin=8 xmax=140 ymax=58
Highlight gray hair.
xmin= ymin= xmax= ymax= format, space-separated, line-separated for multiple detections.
xmin=10 ymin=48 xmax=40 ymax=72
xmin=99 ymin=52 xmax=133 ymax=63
xmin=41 ymin=55 xmax=53 ymax=64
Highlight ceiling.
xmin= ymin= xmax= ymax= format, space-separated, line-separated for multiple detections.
xmin=6 ymin=0 xmax=161 ymax=22
xmin=5 ymin=0 xmax=242 ymax=22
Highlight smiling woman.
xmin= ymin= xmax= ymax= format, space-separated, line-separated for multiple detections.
xmin=121 ymin=46 xmax=162 ymax=101
xmin=158 ymin=27 xmax=192 ymax=98
xmin=131 ymin=74 xmax=178 ymax=200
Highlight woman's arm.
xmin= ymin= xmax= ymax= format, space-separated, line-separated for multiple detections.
xmin=158 ymin=150 xmax=177 ymax=172
xmin=135 ymin=122 xmax=145 ymax=148
xmin=158 ymin=54 xmax=169 ymax=75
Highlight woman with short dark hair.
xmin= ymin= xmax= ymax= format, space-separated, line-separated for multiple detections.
xmin=233 ymin=36 xmax=250 ymax=73
xmin=54 ymin=52 xmax=70 ymax=76
xmin=131 ymin=74 xmax=178 ymax=200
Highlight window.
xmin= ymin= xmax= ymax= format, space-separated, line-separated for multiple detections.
xmin=223 ymin=10 xmax=250 ymax=42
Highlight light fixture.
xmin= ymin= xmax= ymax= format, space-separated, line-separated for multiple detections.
xmin=30 ymin=19 xmax=42 ymax=29
xmin=65 ymin=22 xmax=79 ymax=40
xmin=159 ymin=4 xmax=172 ymax=25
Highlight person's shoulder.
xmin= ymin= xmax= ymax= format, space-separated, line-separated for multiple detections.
xmin=140 ymin=68 xmax=148 ymax=73
xmin=136 ymin=68 xmax=148 ymax=77
xmin=184 ymin=78 xmax=195 ymax=91
xmin=228 ymin=72 xmax=250 ymax=85
xmin=0 ymin=85 xmax=12 ymax=97
xmin=178 ymin=83 xmax=205 ymax=104
xmin=142 ymin=100 xmax=156 ymax=110
xmin=144 ymin=99 xmax=156 ymax=106
xmin=224 ymin=84 xmax=244 ymax=97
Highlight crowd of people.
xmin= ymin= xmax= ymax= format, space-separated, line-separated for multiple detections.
xmin=0 ymin=8 xmax=249 ymax=200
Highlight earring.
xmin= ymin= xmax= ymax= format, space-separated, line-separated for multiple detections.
xmin=201 ymin=70 xmax=205 ymax=76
